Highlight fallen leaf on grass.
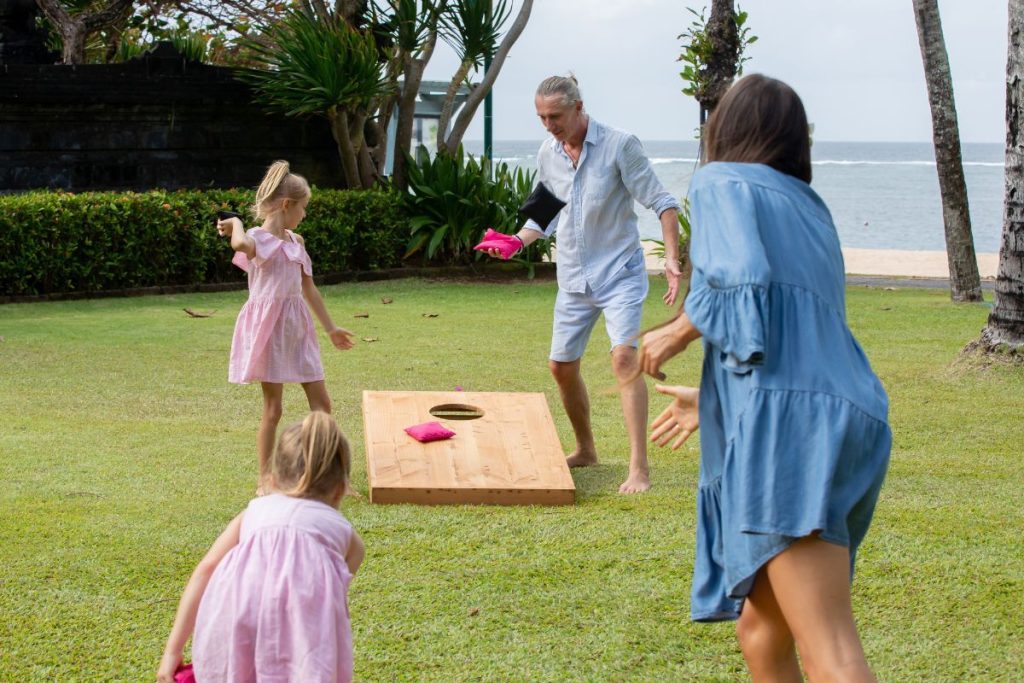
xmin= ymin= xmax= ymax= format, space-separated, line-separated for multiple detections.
xmin=184 ymin=308 xmax=217 ymax=318
xmin=468 ymin=607 xmax=480 ymax=617
xmin=362 ymin=337 xmax=379 ymax=343
xmin=422 ymin=313 xmax=438 ymax=318
xmin=884 ymin=287 xmax=897 ymax=291
xmin=353 ymin=312 xmax=370 ymax=318
xmin=381 ymin=296 xmax=393 ymax=304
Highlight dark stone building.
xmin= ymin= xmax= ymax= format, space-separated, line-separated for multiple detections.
xmin=0 ymin=3 xmax=343 ymax=192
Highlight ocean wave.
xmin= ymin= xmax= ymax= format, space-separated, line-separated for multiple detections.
xmin=651 ymin=157 xmax=700 ymax=165
xmin=813 ymin=159 xmax=1003 ymax=167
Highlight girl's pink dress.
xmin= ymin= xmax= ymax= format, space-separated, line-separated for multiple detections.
xmin=192 ymin=494 xmax=355 ymax=682
xmin=229 ymin=228 xmax=324 ymax=384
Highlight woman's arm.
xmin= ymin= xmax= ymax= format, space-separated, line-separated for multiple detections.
xmin=300 ymin=274 xmax=354 ymax=350
xmin=156 ymin=513 xmax=244 ymax=683
xmin=217 ymin=217 xmax=256 ymax=259
xmin=638 ymin=311 xmax=703 ymax=379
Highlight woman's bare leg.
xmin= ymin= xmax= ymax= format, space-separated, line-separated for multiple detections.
xmin=737 ymin=570 xmax=803 ymax=682
xmin=763 ymin=537 xmax=875 ymax=683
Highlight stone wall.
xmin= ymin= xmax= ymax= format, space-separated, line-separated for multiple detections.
xmin=0 ymin=42 xmax=344 ymax=192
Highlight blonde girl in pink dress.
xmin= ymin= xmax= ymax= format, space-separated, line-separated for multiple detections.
xmin=157 ymin=412 xmax=365 ymax=683
xmin=217 ymin=161 xmax=355 ymax=490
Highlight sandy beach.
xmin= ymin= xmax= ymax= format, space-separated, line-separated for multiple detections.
xmin=642 ymin=244 xmax=999 ymax=279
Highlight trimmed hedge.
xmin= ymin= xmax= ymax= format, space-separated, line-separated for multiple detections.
xmin=0 ymin=188 xmax=408 ymax=296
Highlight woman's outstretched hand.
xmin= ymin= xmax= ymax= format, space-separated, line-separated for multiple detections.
xmin=650 ymin=384 xmax=700 ymax=450
xmin=329 ymin=327 xmax=355 ymax=350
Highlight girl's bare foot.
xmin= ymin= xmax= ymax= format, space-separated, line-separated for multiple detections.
xmin=565 ymin=448 xmax=598 ymax=468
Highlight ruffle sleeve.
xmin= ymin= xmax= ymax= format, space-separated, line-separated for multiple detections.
xmin=232 ymin=229 xmax=313 ymax=276
xmin=684 ymin=173 xmax=771 ymax=373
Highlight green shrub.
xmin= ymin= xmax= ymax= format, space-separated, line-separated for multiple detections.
xmin=0 ymin=188 xmax=407 ymax=296
xmin=403 ymin=145 xmax=551 ymax=265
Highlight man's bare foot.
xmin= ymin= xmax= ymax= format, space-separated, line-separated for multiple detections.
xmin=618 ymin=470 xmax=651 ymax=494
xmin=565 ymin=448 xmax=598 ymax=468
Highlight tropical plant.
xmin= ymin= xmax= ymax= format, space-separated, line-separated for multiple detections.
xmin=403 ymin=146 xmax=545 ymax=266
xmin=644 ymin=199 xmax=692 ymax=261
xmin=677 ymin=2 xmax=756 ymax=124
xmin=240 ymin=9 xmax=391 ymax=189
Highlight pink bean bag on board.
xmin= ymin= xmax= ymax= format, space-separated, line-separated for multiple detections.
xmin=473 ymin=229 xmax=521 ymax=260
xmin=405 ymin=422 xmax=456 ymax=443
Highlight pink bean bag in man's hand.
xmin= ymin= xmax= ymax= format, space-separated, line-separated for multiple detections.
xmin=473 ymin=228 xmax=522 ymax=260
xmin=405 ymin=421 xmax=456 ymax=443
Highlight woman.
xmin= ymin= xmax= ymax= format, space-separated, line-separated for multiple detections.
xmin=640 ymin=74 xmax=890 ymax=682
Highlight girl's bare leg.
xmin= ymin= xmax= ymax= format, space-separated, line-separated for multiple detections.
xmin=737 ymin=570 xmax=803 ymax=682
xmin=258 ymin=382 xmax=284 ymax=492
xmin=763 ymin=536 xmax=876 ymax=683
xmin=301 ymin=380 xmax=332 ymax=414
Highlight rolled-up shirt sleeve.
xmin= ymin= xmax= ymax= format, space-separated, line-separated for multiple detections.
xmin=619 ymin=135 xmax=681 ymax=217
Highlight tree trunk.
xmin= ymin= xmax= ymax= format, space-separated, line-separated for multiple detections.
xmin=393 ymin=29 xmax=438 ymax=190
xmin=436 ymin=59 xmax=473 ymax=155
xmin=442 ymin=0 xmax=533 ymax=154
xmin=328 ymin=108 xmax=361 ymax=189
xmin=696 ymin=0 xmax=740 ymax=121
xmin=36 ymin=0 xmax=134 ymax=64
xmin=913 ymin=0 xmax=984 ymax=302
xmin=977 ymin=0 xmax=1024 ymax=350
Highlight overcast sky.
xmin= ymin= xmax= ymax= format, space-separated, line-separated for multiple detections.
xmin=422 ymin=0 xmax=1009 ymax=143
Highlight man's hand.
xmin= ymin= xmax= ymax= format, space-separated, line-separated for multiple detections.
xmin=639 ymin=321 xmax=688 ymax=379
xmin=329 ymin=327 xmax=355 ymax=350
xmin=650 ymin=384 xmax=699 ymax=450
xmin=663 ymin=257 xmax=682 ymax=306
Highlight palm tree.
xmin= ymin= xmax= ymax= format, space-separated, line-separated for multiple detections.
xmin=242 ymin=9 xmax=390 ymax=189
xmin=912 ymin=0 xmax=983 ymax=302
xmin=974 ymin=0 xmax=1024 ymax=352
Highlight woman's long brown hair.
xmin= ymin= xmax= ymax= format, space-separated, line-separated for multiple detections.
xmin=703 ymin=73 xmax=812 ymax=183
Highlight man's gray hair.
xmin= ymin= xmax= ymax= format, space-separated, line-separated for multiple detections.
xmin=536 ymin=75 xmax=582 ymax=107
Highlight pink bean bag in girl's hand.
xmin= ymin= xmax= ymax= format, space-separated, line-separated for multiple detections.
xmin=473 ymin=229 xmax=521 ymax=260
xmin=174 ymin=664 xmax=196 ymax=683
xmin=405 ymin=421 xmax=456 ymax=443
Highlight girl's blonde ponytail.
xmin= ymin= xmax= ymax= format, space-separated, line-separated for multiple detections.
xmin=251 ymin=160 xmax=310 ymax=219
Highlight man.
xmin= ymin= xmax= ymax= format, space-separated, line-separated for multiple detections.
xmin=486 ymin=75 xmax=682 ymax=493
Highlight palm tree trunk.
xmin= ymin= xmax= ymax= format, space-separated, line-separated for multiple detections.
xmin=978 ymin=0 xmax=1024 ymax=349
xmin=696 ymin=0 xmax=740 ymax=119
xmin=913 ymin=0 xmax=984 ymax=302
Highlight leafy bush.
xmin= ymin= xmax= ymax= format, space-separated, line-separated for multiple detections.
xmin=404 ymin=145 xmax=550 ymax=265
xmin=0 ymin=188 xmax=407 ymax=296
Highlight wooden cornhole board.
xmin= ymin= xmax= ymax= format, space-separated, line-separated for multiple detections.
xmin=362 ymin=390 xmax=575 ymax=506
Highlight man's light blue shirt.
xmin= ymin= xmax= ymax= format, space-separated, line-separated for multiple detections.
xmin=524 ymin=118 xmax=681 ymax=294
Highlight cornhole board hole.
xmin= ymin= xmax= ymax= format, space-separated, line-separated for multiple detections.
xmin=362 ymin=390 xmax=575 ymax=506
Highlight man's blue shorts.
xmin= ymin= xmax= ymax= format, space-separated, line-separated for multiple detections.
xmin=549 ymin=248 xmax=650 ymax=362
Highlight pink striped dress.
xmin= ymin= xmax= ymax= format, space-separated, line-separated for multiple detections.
xmin=229 ymin=228 xmax=324 ymax=384
xmin=192 ymin=494 xmax=356 ymax=682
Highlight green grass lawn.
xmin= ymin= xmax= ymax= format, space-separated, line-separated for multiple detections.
xmin=1 ymin=277 xmax=1021 ymax=681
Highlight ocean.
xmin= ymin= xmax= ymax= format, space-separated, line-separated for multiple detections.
xmin=462 ymin=140 xmax=1005 ymax=253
